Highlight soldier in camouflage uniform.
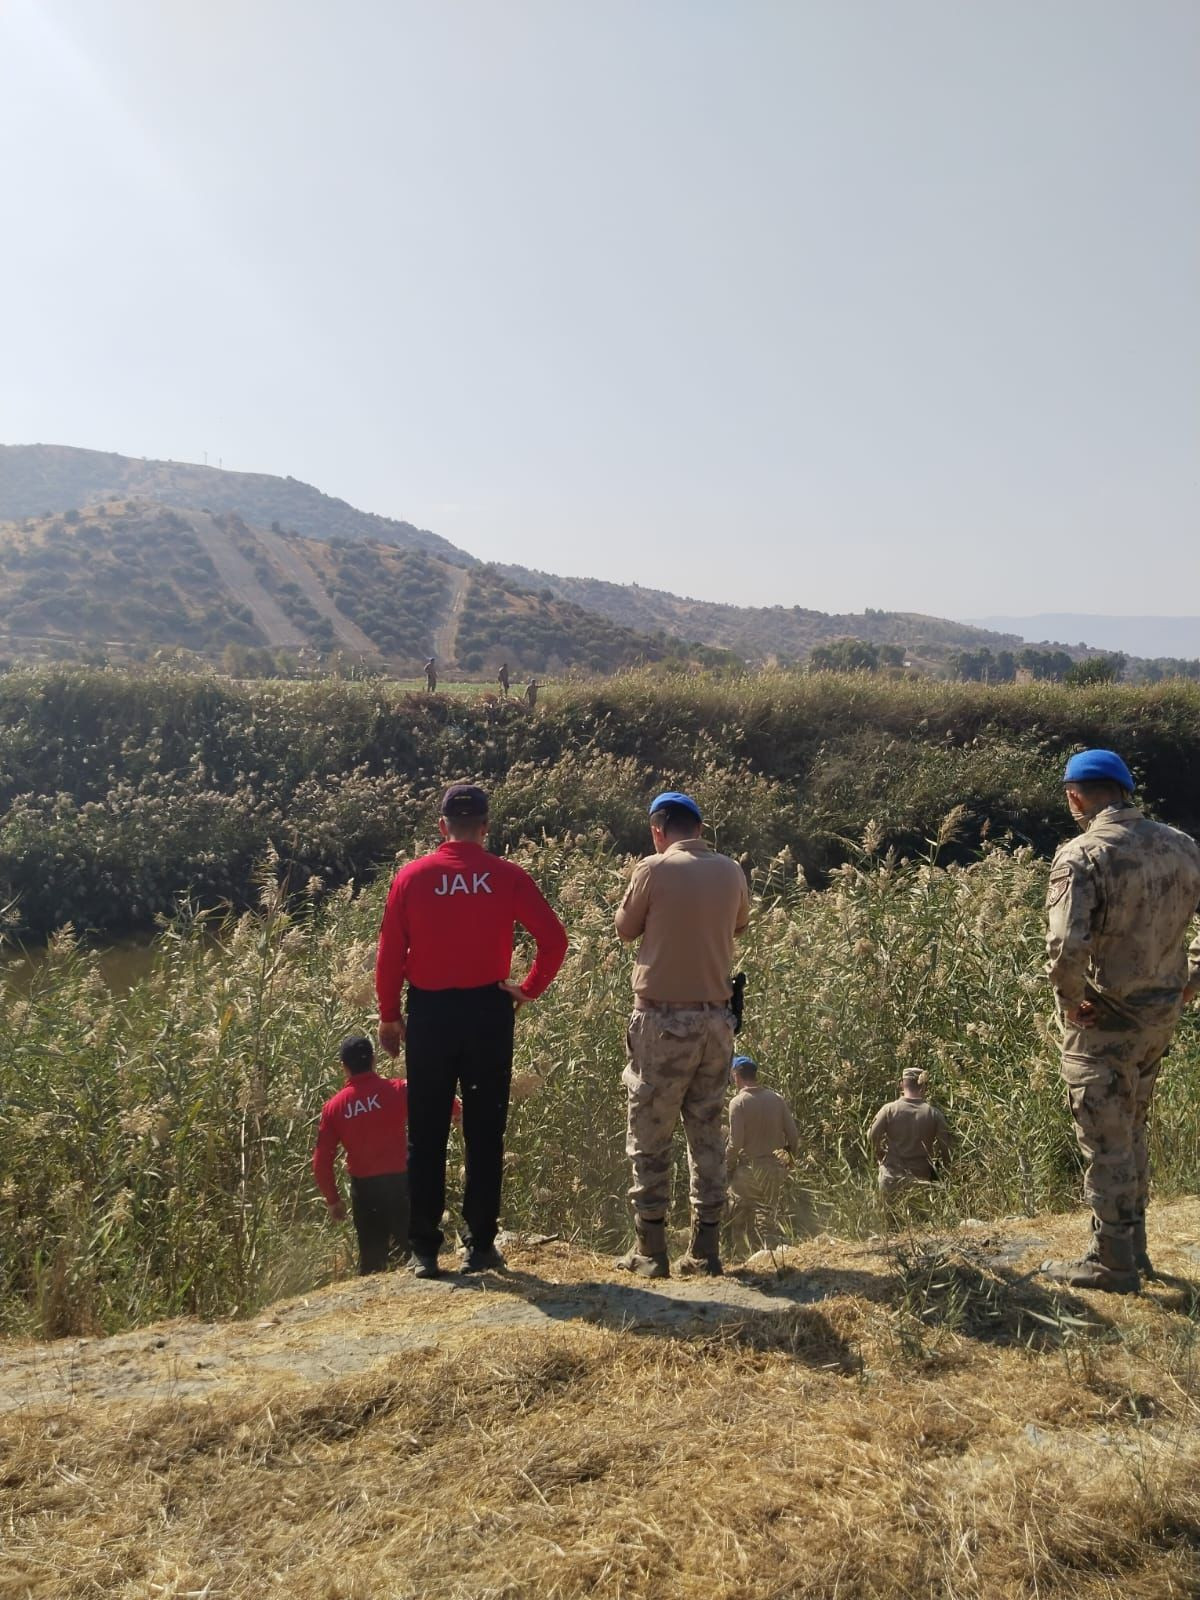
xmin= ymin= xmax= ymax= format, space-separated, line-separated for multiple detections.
xmin=614 ymin=791 xmax=750 ymax=1278
xmin=1041 ymin=750 xmax=1200 ymax=1293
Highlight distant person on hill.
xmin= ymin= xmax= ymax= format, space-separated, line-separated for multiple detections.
xmin=524 ymin=678 xmax=539 ymax=708
xmin=312 ymin=1036 xmax=415 ymax=1275
xmin=1039 ymin=749 xmax=1200 ymax=1294
xmin=615 ymin=790 xmax=750 ymax=1279
xmin=497 ymin=662 xmax=510 ymax=696
xmin=868 ymin=1068 xmax=952 ymax=1226
xmin=726 ymin=1055 xmax=799 ymax=1260
xmin=375 ymin=783 xmax=568 ymax=1278
xmin=424 ymin=657 xmax=437 ymax=692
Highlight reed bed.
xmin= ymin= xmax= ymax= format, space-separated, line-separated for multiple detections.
xmin=2 ymin=831 xmax=1197 ymax=1339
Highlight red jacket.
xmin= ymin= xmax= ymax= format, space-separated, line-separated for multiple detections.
xmin=312 ymin=1072 xmax=461 ymax=1206
xmin=375 ymin=840 xmax=568 ymax=1023
xmin=312 ymin=1071 xmax=409 ymax=1205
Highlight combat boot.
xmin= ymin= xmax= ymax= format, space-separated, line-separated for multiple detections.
xmin=1132 ymin=1216 xmax=1158 ymax=1280
xmin=1042 ymin=1225 xmax=1139 ymax=1295
xmin=615 ymin=1218 xmax=669 ymax=1279
xmin=676 ymin=1219 xmax=723 ymax=1278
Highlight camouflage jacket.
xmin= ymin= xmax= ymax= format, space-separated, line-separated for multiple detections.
xmin=1045 ymin=806 xmax=1200 ymax=1019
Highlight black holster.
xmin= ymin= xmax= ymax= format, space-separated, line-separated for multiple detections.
xmin=730 ymin=972 xmax=746 ymax=1034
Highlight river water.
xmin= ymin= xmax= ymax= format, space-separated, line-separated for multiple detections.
xmin=2 ymin=934 xmax=159 ymax=993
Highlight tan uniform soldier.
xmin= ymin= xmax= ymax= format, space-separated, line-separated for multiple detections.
xmin=726 ymin=1055 xmax=799 ymax=1259
xmin=615 ymin=790 xmax=750 ymax=1279
xmin=869 ymin=1068 xmax=952 ymax=1225
xmin=1040 ymin=749 xmax=1200 ymax=1294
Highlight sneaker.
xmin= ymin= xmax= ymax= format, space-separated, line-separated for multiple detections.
xmin=460 ymin=1244 xmax=506 ymax=1274
xmin=410 ymin=1252 xmax=443 ymax=1279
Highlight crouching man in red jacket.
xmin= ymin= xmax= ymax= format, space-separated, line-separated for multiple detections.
xmin=311 ymin=1035 xmax=416 ymax=1275
xmin=375 ymin=783 xmax=568 ymax=1279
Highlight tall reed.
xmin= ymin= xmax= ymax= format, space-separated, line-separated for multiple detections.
xmin=3 ymin=834 xmax=1196 ymax=1338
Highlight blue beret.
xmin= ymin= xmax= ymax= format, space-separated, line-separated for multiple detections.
xmin=1063 ymin=749 xmax=1135 ymax=790
xmin=731 ymin=1055 xmax=757 ymax=1072
xmin=648 ymin=790 xmax=702 ymax=822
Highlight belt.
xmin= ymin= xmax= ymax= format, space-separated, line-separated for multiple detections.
xmin=634 ymin=998 xmax=730 ymax=1013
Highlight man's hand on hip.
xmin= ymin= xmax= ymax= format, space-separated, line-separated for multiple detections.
xmin=499 ymin=980 xmax=530 ymax=1012
xmin=378 ymin=1018 xmax=405 ymax=1057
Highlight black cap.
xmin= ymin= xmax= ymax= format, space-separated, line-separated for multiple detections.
xmin=340 ymin=1035 xmax=375 ymax=1074
xmin=440 ymin=783 xmax=489 ymax=819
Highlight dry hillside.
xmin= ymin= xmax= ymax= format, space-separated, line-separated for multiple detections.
xmin=5 ymin=1202 xmax=1200 ymax=1598
xmin=0 ymin=504 xmax=707 ymax=673
xmin=0 ymin=443 xmax=462 ymax=562
xmin=2 ymin=444 xmax=1054 ymax=671
xmin=499 ymin=564 xmax=1029 ymax=668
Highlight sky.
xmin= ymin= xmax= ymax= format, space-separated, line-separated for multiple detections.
xmin=1 ymin=0 xmax=1196 ymax=616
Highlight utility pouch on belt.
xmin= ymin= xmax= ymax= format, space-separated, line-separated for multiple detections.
xmin=730 ymin=972 xmax=746 ymax=1034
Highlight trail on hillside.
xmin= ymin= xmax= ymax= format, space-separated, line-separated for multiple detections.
xmin=184 ymin=511 xmax=307 ymax=650
xmin=252 ymin=522 xmax=378 ymax=657
xmin=433 ymin=563 xmax=470 ymax=666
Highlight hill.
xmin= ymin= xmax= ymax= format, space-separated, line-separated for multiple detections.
xmin=6 ymin=1206 xmax=1200 ymax=1597
xmin=500 ymin=563 xmax=1026 ymax=667
xmin=0 ymin=442 xmax=468 ymax=562
xmin=2 ymin=444 xmax=1060 ymax=671
xmin=969 ymin=614 xmax=1200 ymax=660
xmin=0 ymin=503 xmax=715 ymax=674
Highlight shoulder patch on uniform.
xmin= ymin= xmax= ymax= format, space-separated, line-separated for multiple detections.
xmin=1046 ymin=867 xmax=1072 ymax=909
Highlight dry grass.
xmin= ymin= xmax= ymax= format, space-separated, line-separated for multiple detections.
xmin=5 ymin=1204 xmax=1200 ymax=1598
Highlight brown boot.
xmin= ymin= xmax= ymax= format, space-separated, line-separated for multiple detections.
xmin=1042 ymin=1226 xmax=1139 ymax=1295
xmin=676 ymin=1219 xmax=723 ymax=1277
xmin=1133 ymin=1217 xmax=1158 ymax=1280
xmin=615 ymin=1218 xmax=669 ymax=1279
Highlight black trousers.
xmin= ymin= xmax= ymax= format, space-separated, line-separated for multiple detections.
xmin=349 ymin=1172 xmax=410 ymax=1275
xmin=406 ymin=984 xmax=514 ymax=1256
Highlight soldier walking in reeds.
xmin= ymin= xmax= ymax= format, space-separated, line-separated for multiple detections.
xmin=868 ymin=1068 xmax=952 ymax=1228
xmin=726 ymin=1054 xmax=799 ymax=1259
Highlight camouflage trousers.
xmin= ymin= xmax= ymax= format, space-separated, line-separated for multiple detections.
xmin=728 ymin=1154 xmax=788 ymax=1259
xmin=878 ymin=1170 xmax=937 ymax=1229
xmin=1060 ymin=1015 xmax=1178 ymax=1240
xmin=623 ymin=1006 xmax=734 ymax=1225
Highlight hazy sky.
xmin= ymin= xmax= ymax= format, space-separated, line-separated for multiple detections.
xmin=1 ymin=1 xmax=1196 ymax=615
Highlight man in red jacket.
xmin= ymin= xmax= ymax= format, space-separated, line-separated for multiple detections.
xmin=312 ymin=1035 xmax=412 ymax=1275
xmin=376 ymin=782 xmax=568 ymax=1278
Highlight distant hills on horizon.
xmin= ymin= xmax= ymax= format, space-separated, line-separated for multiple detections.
xmin=0 ymin=443 xmax=1191 ymax=675
xmin=966 ymin=614 xmax=1200 ymax=662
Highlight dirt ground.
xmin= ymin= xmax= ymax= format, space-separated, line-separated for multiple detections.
xmin=4 ymin=1203 xmax=1200 ymax=1599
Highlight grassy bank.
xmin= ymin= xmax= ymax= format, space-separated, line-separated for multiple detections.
xmin=2 ymin=664 xmax=1200 ymax=938
xmin=10 ymin=1208 xmax=1200 ymax=1598
xmin=3 ymin=835 xmax=1198 ymax=1338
